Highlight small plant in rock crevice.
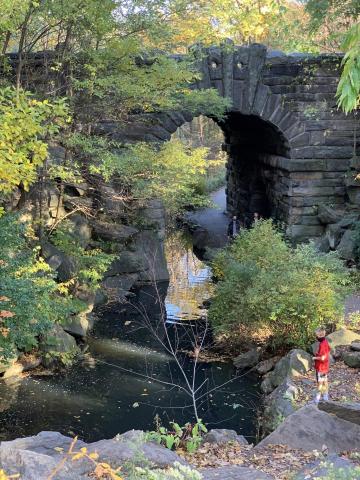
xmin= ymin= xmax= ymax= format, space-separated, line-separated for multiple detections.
xmin=146 ymin=418 xmax=208 ymax=454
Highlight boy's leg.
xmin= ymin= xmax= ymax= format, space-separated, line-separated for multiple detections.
xmin=314 ymin=371 xmax=321 ymax=404
xmin=322 ymin=374 xmax=329 ymax=401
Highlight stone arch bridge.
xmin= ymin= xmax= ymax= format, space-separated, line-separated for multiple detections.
xmin=97 ymin=44 xmax=359 ymax=242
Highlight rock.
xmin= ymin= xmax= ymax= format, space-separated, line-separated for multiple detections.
xmin=325 ymin=223 xmax=344 ymax=249
xmin=319 ymin=401 xmax=360 ymax=426
xmin=139 ymin=199 xmax=166 ymax=238
xmin=338 ymin=213 xmax=359 ymax=229
xmin=343 ymin=351 xmax=360 ymax=368
xmin=256 ymin=356 xmax=281 ymax=375
xmin=315 ymin=235 xmax=330 ymax=253
xmin=233 ymin=348 xmax=261 ymax=369
xmin=203 ymin=429 xmax=248 ymax=445
xmin=40 ymin=324 xmax=79 ymax=355
xmin=262 ymin=381 xmax=298 ymax=433
xmin=18 ymin=355 xmax=42 ymax=372
xmin=256 ymin=404 xmax=360 ymax=452
xmin=67 ymin=214 xmax=92 ymax=248
xmin=270 ymin=349 xmax=312 ymax=390
xmin=294 ymin=454 xmax=358 ymax=480
xmin=94 ymin=289 xmax=108 ymax=306
xmin=200 ymin=466 xmax=273 ymax=479
xmin=351 ymin=341 xmax=360 ymax=351
xmin=327 ymin=328 xmax=360 ymax=348
xmin=260 ymin=374 xmax=274 ymax=394
xmin=63 ymin=311 xmax=95 ymax=338
xmin=92 ymin=220 xmax=138 ymax=242
xmin=133 ymin=231 xmax=169 ymax=283
xmin=106 ymin=250 xmax=146 ymax=276
xmin=102 ymin=273 xmax=139 ymax=296
xmin=87 ymin=430 xmax=186 ymax=469
xmin=317 ymin=205 xmax=343 ymax=225
xmin=337 ymin=229 xmax=355 ymax=260
xmin=2 ymin=361 xmax=24 ymax=379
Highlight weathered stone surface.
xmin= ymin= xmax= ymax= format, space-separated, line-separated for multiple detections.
xmin=2 ymin=362 xmax=24 ymax=379
xmin=262 ymin=380 xmax=298 ymax=433
xmin=351 ymin=341 xmax=360 ymax=352
xmin=92 ymin=221 xmax=138 ymax=242
xmin=256 ymin=356 xmax=281 ymax=375
xmin=294 ymin=454 xmax=358 ymax=480
xmin=200 ymin=466 xmax=273 ymax=479
xmin=256 ymin=404 xmax=360 ymax=452
xmin=337 ymin=229 xmax=355 ymax=260
xmin=203 ymin=429 xmax=248 ymax=445
xmin=63 ymin=311 xmax=95 ymax=338
xmin=325 ymin=223 xmax=344 ymax=249
xmin=133 ymin=231 xmax=169 ymax=283
xmin=233 ymin=348 xmax=261 ymax=369
xmin=319 ymin=401 xmax=360 ymax=426
xmin=343 ymin=351 xmax=360 ymax=368
xmin=106 ymin=250 xmax=146 ymax=276
xmin=39 ymin=324 xmax=79 ymax=359
xmin=327 ymin=328 xmax=360 ymax=348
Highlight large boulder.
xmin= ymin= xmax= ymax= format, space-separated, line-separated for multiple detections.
xmin=343 ymin=351 xmax=360 ymax=368
xmin=337 ymin=229 xmax=355 ymax=260
xmin=203 ymin=429 xmax=248 ymax=445
xmin=327 ymin=328 xmax=360 ymax=348
xmin=40 ymin=325 xmax=80 ymax=366
xmin=317 ymin=205 xmax=343 ymax=225
xmin=92 ymin=220 xmax=138 ymax=242
xmin=295 ymin=454 xmax=359 ymax=480
xmin=319 ymin=401 xmax=360 ymax=426
xmin=233 ymin=348 xmax=261 ymax=369
xmin=262 ymin=381 xmax=298 ymax=433
xmin=133 ymin=231 xmax=169 ymax=283
xmin=262 ymin=349 xmax=312 ymax=393
xmin=106 ymin=250 xmax=146 ymax=276
xmin=256 ymin=404 xmax=360 ymax=452
xmin=256 ymin=356 xmax=281 ymax=375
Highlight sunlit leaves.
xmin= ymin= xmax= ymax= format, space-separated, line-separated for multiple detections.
xmin=0 ymin=87 xmax=69 ymax=193
xmin=336 ymin=22 xmax=360 ymax=113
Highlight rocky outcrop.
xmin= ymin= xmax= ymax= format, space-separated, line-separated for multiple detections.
xmin=39 ymin=324 xmax=80 ymax=367
xmin=319 ymin=401 xmax=360 ymax=426
xmin=200 ymin=466 xmax=273 ymax=479
xmin=343 ymin=350 xmax=360 ymax=367
xmin=233 ymin=347 xmax=261 ymax=369
xmin=294 ymin=454 xmax=359 ymax=480
xmin=327 ymin=328 xmax=360 ymax=349
xmin=257 ymin=404 xmax=360 ymax=452
xmin=203 ymin=429 xmax=248 ymax=445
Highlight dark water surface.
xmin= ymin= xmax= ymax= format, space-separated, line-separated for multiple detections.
xmin=0 ymin=227 xmax=260 ymax=443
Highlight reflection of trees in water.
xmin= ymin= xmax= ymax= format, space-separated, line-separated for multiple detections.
xmin=165 ymin=230 xmax=214 ymax=320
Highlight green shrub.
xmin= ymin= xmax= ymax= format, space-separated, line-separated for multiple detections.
xmin=134 ymin=462 xmax=202 ymax=480
xmin=313 ymin=463 xmax=360 ymax=479
xmin=147 ymin=420 xmax=207 ymax=454
xmin=0 ymin=213 xmax=82 ymax=359
xmin=209 ymin=220 xmax=352 ymax=349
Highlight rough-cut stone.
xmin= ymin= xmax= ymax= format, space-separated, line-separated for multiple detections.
xmin=39 ymin=324 xmax=79 ymax=361
xmin=106 ymin=250 xmax=146 ymax=276
xmin=262 ymin=380 xmax=298 ymax=433
xmin=343 ymin=351 xmax=360 ymax=368
xmin=203 ymin=429 xmax=248 ymax=445
xmin=256 ymin=356 xmax=281 ymax=375
xmin=92 ymin=221 xmax=138 ymax=242
xmin=269 ymin=349 xmax=312 ymax=390
xmin=317 ymin=205 xmax=343 ymax=224
xmin=337 ymin=229 xmax=355 ymax=260
xmin=351 ymin=341 xmax=360 ymax=352
xmin=327 ymin=328 xmax=360 ymax=348
xmin=319 ymin=401 xmax=360 ymax=426
xmin=2 ymin=362 xmax=24 ymax=379
xmin=256 ymin=404 xmax=360 ymax=452
xmin=233 ymin=348 xmax=261 ymax=369
xmin=200 ymin=466 xmax=273 ymax=479
xmin=294 ymin=454 xmax=358 ymax=480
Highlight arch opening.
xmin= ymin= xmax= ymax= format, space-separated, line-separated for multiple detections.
xmin=222 ymin=112 xmax=291 ymax=225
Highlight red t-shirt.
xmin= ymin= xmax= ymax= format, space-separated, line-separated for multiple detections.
xmin=314 ymin=338 xmax=331 ymax=373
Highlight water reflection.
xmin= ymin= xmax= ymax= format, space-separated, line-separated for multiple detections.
xmin=165 ymin=230 xmax=213 ymax=322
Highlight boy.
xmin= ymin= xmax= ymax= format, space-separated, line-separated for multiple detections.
xmin=312 ymin=327 xmax=331 ymax=404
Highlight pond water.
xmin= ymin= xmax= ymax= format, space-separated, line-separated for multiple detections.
xmin=0 ymin=222 xmax=260 ymax=443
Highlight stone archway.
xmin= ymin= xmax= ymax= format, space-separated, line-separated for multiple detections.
xmin=97 ymin=43 xmax=359 ymax=243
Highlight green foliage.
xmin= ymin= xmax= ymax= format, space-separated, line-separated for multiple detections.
xmin=147 ymin=419 xmax=207 ymax=454
xmin=68 ymin=135 xmax=212 ymax=216
xmin=0 ymin=87 xmax=69 ymax=193
xmin=336 ymin=22 xmax=360 ymax=113
xmin=209 ymin=220 xmax=352 ymax=349
xmin=134 ymin=462 xmax=202 ymax=480
xmin=315 ymin=462 xmax=360 ymax=480
xmin=0 ymin=213 xmax=81 ymax=359
xmin=50 ymin=220 xmax=115 ymax=292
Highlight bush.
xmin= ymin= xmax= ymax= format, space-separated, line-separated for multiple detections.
xmin=209 ymin=220 xmax=352 ymax=349
xmin=134 ymin=462 xmax=202 ymax=480
xmin=315 ymin=463 xmax=360 ymax=479
xmin=0 ymin=213 xmax=83 ymax=359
